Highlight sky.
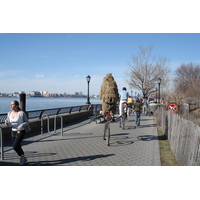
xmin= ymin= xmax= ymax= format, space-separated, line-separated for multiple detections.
xmin=0 ymin=33 xmax=200 ymax=95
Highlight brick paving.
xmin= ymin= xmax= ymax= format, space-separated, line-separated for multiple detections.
xmin=0 ymin=114 xmax=161 ymax=166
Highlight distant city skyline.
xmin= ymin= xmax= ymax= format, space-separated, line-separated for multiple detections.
xmin=0 ymin=90 xmax=98 ymax=97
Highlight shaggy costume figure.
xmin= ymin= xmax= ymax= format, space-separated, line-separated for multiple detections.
xmin=99 ymin=73 xmax=119 ymax=115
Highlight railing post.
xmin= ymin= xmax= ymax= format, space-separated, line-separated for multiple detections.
xmin=0 ymin=127 xmax=4 ymax=160
xmin=69 ymin=107 xmax=73 ymax=114
xmin=79 ymin=106 xmax=82 ymax=112
xmin=20 ymin=93 xmax=26 ymax=112
xmin=53 ymin=115 xmax=63 ymax=136
xmin=56 ymin=108 xmax=62 ymax=115
xmin=41 ymin=114 xmax=50 ymax=135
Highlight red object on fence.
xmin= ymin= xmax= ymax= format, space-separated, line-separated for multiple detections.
xmin=167 ymin=102 xmax=178 ymax=113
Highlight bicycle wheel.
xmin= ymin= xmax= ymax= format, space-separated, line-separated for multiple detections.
xmin=119 ymin=117 xmax=122 ymax=128
xmin=106 ymin=125 xmax=110 ymax=146
xmin=122 ymin=115 xmax=125 ymax=130
xmin=103 ymin=123 xmax=107 ymax=140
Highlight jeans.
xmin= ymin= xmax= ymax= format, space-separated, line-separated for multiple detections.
xmin=12 ymin=130 xmax=25 ymax=156
xmin=134 ymin=111 xmax=140 ymax=126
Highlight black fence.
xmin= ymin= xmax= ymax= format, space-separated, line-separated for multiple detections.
xmin=0 ymin=104 xmax=102 ymax=124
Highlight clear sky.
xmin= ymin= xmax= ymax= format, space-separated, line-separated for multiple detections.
xmin=0 ymin=33 xmax=200 ymax=95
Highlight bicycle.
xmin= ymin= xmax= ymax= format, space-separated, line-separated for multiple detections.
xmin=103 ymin=111 xmax=112 ymax=146
xmin=103 ymin=121 xmax=111 ymax=146
xmin=119 ymin=102 xmax=127 ymax=130
xmin=127 ymin=103 xmax=133 ymax=116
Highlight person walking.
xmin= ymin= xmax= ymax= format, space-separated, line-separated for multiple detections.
xmin=119 ymin=87 xmax=129 ymax=116
xmin=5 ymin=100 xmax=31 ymax=165
xmin=133 ymin=98 xmax=142 ymax=128
xmin=142 ymin=97 xmax=148 ymax=116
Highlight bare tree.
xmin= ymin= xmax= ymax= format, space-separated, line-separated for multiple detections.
xmin=174 ymin=62 xmax=200 ymax=100
xmin=125 ymin=45 xmax=170 ymax=97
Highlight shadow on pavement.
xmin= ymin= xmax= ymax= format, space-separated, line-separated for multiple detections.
xmin=138 ymin=134 xmax=167 ymax=141
xmin=139 ymin=124 xmax=157 ymax=128
xmin=26 ymin=154 xmax=115 ymax=166
xmin=0 ymin=161 xmax=18 ymax=166
xmin=110 ymin=140 xmax=134 ymax=146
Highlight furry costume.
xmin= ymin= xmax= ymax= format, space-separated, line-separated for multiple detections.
xmin=99 ymin=73 xmax=119 ymax=115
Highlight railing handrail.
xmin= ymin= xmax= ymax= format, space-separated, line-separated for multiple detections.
xmin=0 ymin=104 xmax=102 ymax=124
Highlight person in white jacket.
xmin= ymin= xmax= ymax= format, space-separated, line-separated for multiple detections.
xmin=5 ymin=100 xmax=31 ymax=165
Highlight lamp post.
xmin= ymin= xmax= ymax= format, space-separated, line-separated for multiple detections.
xmin=157 ymin=78 xmax=161 ymax=103
xmin=86 ymin=75 xmax=91 ymax=104
xmin=155 ymin=87 xmax=157 ymax=103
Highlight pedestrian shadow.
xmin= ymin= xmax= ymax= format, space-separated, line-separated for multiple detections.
xmin=111 ymin=133 xmax=129 ymax=136
xmin=139 ymin=124 xmax=157 ymax=128
xmin=138 ymin=135 xmax=167 ymax=141
xmin=138 ymin=135 xmax=157 ymax=141
xmin=2 ymin=151 xmax=57 ymax=160
xmin=140 ymin=118 xmax=153 ymax=121
xmin=108 ymin=132 xmax=134 ymax=146
xmin=110 ymin=140 xmax=134 ymax=146
xmin=0 ymin=161 xmax=18 ymax=166
xmin=110 ymin=133 xmax=129 ymax=140
xmin=26 ymin=154 xmax=115 ymax=166
xmin=126 ymin=126 xmax=137 ymax=130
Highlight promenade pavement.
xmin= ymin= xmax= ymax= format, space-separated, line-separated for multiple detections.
xmin=0 ymin=114 xmax=161 ymax=166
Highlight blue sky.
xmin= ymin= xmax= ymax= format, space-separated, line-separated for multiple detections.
xmin=0 ymin=33 xmax=200 ymax=95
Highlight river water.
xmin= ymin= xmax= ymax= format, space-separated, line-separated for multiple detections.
xmin=0 ymin=97 xmax=102 ymax=114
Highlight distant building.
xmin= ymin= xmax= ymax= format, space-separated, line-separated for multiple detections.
xmin=13 ymin=92 xmax=19 ymax=97
xmin=75 ymin=92 xmax=79 ymax=96
xmin=30 ymin=91 xmax=42 ymax=97
xmin=40 ymin=91 xmax=48 ymax=96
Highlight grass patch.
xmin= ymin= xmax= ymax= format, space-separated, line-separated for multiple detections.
xmin=157 ymin=127 xmax=179 ymax=166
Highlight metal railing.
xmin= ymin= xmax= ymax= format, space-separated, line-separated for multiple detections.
xmin=0 ymin=104 xmax=102 ymax=124
xmin=41 ymin=114 xmax=63 ymax=136
xmin=0 ymin=127 xmax=4 ymax=160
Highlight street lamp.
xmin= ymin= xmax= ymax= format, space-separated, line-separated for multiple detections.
xmin=155 ymin=87 xmax=157 ymax=103
xmin=86 ymin=75 xmax=91 ymax=104
xmin=157 ymin=78 xmax=162 ymax=103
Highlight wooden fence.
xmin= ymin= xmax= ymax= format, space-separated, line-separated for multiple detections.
xmin=160 ymin=107 xmax=200 ymax=166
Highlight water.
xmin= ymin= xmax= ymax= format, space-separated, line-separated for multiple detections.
xmin=0 ymin=97 xmax=102 ymax=114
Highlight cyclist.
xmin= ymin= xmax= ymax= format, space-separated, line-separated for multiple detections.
xmin=127 ymin=96 xmax=134 ymax=115
xmin=119 ymin=87 xmax=129 ymax=116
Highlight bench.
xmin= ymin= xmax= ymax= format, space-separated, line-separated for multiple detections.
xmin=88 ymin=114 xmax=105 ymax=124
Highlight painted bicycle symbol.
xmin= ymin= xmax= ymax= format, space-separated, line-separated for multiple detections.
xmin=167 ymin=102 xmax=178 ymax=113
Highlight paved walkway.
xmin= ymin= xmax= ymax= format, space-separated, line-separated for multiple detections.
xmin=0 ymin=114 xmax=161 ymax=166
